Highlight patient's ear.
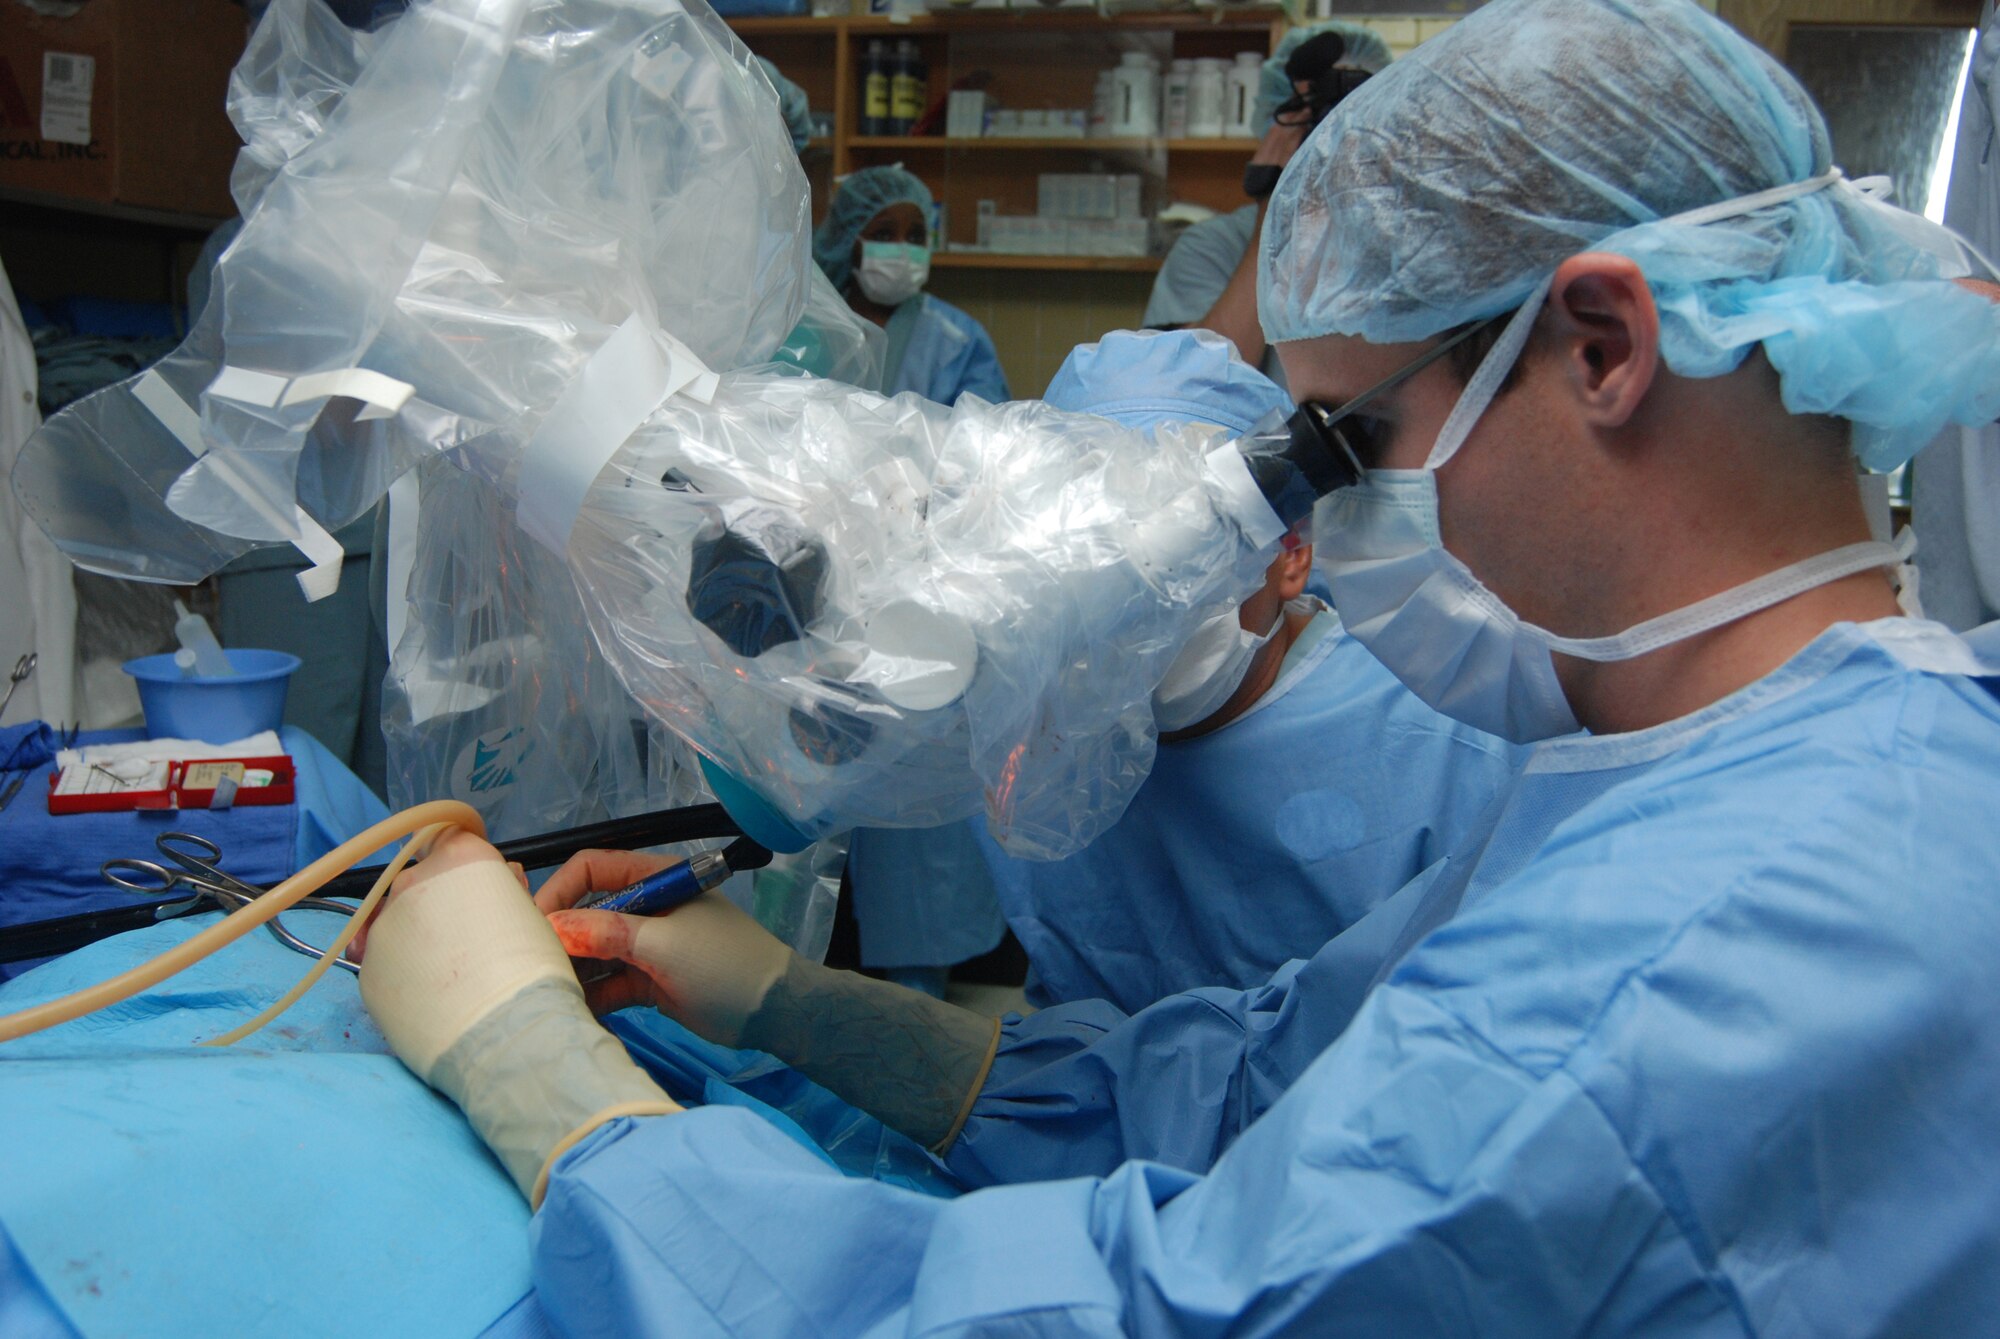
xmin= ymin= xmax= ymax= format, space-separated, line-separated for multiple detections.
xmin=1274 ymin=540 xmax=1314 ymax=600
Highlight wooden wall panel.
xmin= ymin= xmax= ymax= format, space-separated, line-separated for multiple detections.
xmin=1719 ymin=0 xmax=1981 ymax=56
xmin=929 ymin=267 xmax=1154 ymax=396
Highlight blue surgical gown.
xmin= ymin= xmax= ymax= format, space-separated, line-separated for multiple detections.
xmin=1143 ymin=204 xmax=1287 ymax=389
xmin=980 ymin=607 xmax=1525 ymax=1012
xmin=529 ymin=618 xmax=2000 ymax=1335
xmin=884 ymin=294 xmax=1009 ymax=407
xmin=848 ymin=819 xmax=1007 ymax=970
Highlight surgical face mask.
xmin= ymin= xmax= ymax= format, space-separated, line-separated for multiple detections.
xmin=1318 ymin=168 xmax=1911 ymax=744
xmin=1319 ymin=472 xmax=1909 ymax=742
xmin=1152 ymin=604 xmax=1281 ymax=733
xmin=855 ymin=241 xmax=930 ymax=305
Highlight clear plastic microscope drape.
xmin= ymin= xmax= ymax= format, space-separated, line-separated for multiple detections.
xmin=14 ymin=0 xmax=1291 ymax=867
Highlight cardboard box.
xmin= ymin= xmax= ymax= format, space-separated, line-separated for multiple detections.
xmin=0 ymin=0 xmax=248 ymax=220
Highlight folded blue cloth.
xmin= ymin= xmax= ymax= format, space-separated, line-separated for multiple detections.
xmin=0 ymin=724 xmax=55 ymax=773
xmin=284 ymin=724 xmax=390 ymax=867
xmin=0 ymin=1220 xmax=78 ymax=1339
xmin=0 ymin=726 xmax=386 ymax=982
xmin=38 ymin=296 xmax=182 ymax=340
xmin=0 ymin=735 xmax=296 ymax=979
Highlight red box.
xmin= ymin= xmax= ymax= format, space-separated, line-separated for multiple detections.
xmin=48 ymin=754 xmax=296 ymax=815
xmin=0 ymin=0 xmax=248 ymax=219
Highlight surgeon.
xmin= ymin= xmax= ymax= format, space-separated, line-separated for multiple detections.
xmin=812 ymin=165 xmax=1009 ymax=406
xmin=981 ymin=327 xmax=1524 ymax=1012
xmin=1143 ymin=20 xmax=1389 ymax=387
xmin=358 ymin=1 xmax=2000 ymax=1331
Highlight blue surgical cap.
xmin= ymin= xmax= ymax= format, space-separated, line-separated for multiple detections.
xmin=1252 ymin=20 xmax=1392 ymax=131
xmin=1260 ymin=0 xmax=2000 ymax=471
xmin=812 ymin=166 xmax=934 ymax=294
xmin=1045 ymin=329 xmax=1292 ymax=434
xmin=754 ymin=57 xmax=814 ymax=154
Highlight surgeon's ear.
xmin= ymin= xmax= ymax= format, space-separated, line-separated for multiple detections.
xmin=1545 ymin=253 xmax=1658 ymax=430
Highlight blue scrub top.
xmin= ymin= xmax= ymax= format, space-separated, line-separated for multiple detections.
xmin=532 ymin=618 xmax=2000 ymax=1336
xmin=980 ymin=607 xmax=1525 ymax=1012
xmin=848 ymin=819 xmax=1007 ymax=971
xmin=1142 ymin=205 xmax=1287 ymax=389
xmin=882 ymin=294 xmax=1009 ymax=407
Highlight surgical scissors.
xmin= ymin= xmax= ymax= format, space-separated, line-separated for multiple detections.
xmin=102 ymin=832 xmax=360 ymax=974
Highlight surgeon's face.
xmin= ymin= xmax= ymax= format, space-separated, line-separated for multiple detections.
xmin=1276 ymin=331 xmax=1582 ymax=633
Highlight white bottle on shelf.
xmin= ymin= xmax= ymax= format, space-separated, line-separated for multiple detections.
xmin=1186 ymin=57 xmax=1227 ymax=138
xmin=1108 ymin=51 xmax=1160 ymax=138
xmin=1223 ymin=51 xmax=1262 ymax=137
xmin=1089 ymin=70 xmax=1116 ymax=138
xmin=1162 ymin=57 xmax=1194 ymax=139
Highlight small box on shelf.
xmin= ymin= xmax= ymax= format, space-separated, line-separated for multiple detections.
xmin=1036 ymin=173 xmax=1144 ymax=220
xmin=987 ymin=109 xmax=1090 ymax=139
xmin=946 ymin=90 xmax=992 ymax=137
xmin=979 ymin=213 xmax=1151 ymax=258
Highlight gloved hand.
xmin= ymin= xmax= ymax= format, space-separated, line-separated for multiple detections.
xmin=357 ymin=831 xmax=681 ymax=1207
xmin=540 ymin=847 xmax=1004 ymax=1152
xmin=537 ymin=848 xmax=791 ymax=1049
xmin=1242 ymin=118 xmax=1308 ymax=200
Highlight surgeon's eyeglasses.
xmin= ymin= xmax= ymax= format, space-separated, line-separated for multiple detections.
xmin=1285 ymin=314 xmax=1504 ymax=488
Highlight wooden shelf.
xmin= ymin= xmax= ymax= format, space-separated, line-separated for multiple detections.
xmin=0 ymin=184 xmax=226 ymax=234
xmin=853 ymin=135 xmax=1128 ymax=149
xmin=731 ymin=8 xmax=1275 ymax=388
xmin=848 ymin=135 xmax=1256 ymax=151
xmin=732 ymin=6 xmax=1277 ymax=209
xmin=731 ymin=0 xmax=1255 ymax=353
xmin=934 ymin=250 xmax=1160 ymax=271
xmin=727 ymin=16 xmax=840 ymax=34
xmin=729 ymin=9 xmax=1282 ymax=36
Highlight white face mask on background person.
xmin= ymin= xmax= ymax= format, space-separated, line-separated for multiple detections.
xmin=1151 ymin=603 xmax=1282 ymax=733
xmin=1316 ymin=171 xmax=1913 ymax=745
xmin=855 ymin=241 xmax=930 ymax=306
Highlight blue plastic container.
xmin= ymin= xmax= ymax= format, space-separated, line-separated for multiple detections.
xmin=122 ymin=649 xmax=302 ymax=745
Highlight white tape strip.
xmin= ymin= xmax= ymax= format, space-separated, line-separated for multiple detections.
xmin=1202 ymin=441 xmax=1287 ymax=551
xmin=290 ymin=512 xmax=347 ymax=601
xmin=631 ymin=45 xmax=693 ymax=100
xmin=516 ymin=314 xmax=716 ymax=553
xmin=666 ymin=328 xmax=721 ymax=403
xmin=207 ymin=366 xmax=290 ymax=407
xmin=134 ymin=370 xmax=208 ymax=456
xmin=281 ymin=368 xmax=415 ymax=422
xmin=134 ymin=369 xmax=347 ymax=602
xmin=193 ymin=448 xmax=348 ymax=604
